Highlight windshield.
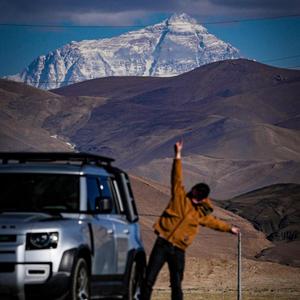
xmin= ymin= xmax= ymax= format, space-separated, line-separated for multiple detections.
xmin=0 ymin=173 xmax=80 ymax=212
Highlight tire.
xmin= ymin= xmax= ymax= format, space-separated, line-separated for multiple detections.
xmin=69 ymin=258 xmax=90 ymax=300
xmin=124 ymin=260 xmax=143 ymax=300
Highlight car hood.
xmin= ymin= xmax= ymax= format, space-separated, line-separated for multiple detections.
xmin=0 ymin=212 xmax=80 ymax=233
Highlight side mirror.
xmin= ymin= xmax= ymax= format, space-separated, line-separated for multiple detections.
xmin=96 ymin=197 xmax=113 ymax=213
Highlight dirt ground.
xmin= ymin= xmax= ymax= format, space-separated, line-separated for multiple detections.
xmin=152 ymin=290 xmax=300 ymax=300
xmin=151 ymin=257 xmax=300 ymax=300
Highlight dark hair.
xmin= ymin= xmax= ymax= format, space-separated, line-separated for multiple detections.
xmin=191 ymin=183 xmax=210 ymax=200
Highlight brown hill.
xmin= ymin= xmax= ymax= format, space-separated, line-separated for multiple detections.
xmin=52 ymin=59 xmax=300 ymax=197
xmin=0 ymin=79 xmax=106 ymax=151
xmin=1 ymin=59 xmax=299 ymax=198
xmin=53 ymin=58 xmax=300 ymax=127
xmin=0 ymin=80 xmax=64 ymax=151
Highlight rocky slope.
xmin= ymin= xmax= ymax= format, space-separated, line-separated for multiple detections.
xmin=0 ymin=80 xmax=74 ymax=151
xmin=218 ymin=183 xmax=300 ymax=267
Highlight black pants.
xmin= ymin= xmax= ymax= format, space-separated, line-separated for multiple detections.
xmin=141 ymin=236 xmax=185 ymax=300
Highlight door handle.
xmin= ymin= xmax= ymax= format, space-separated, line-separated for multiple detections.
xmin=107 ymin=229 xmax=114 ymax=235
xmin=123 ymin=229 xmax=130 ymax=234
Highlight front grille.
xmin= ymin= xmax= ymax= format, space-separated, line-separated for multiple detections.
xmin=0 ymin=250 xmax=15 ymax=254
xmin=0 ymin=235 xmax=17 ymax=243
xmin=0 ymin=263 xmax=15 ymax=272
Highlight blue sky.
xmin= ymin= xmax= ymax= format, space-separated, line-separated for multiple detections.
xmin=0 ymin=0 xmax=300 ymax=76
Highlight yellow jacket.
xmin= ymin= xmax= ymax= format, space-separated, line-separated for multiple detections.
xmin=153 ymin=159 xmax=232 ymax=250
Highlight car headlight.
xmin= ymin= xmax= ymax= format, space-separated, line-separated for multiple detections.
xmin=26 ymin=232 xmax=59 ymax=250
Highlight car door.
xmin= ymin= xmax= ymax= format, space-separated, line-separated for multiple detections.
xmin=109 ymin=178 xmax=131 ymax=274
xmin=86 ymin=175 xmax=117 ymax=275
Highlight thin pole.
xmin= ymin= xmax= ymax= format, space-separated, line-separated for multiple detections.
xmin=238 ymin=232 xmax=242 ymax=300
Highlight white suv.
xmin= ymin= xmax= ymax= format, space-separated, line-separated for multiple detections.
xmin=0 ymin=152 xmax=146 ymax=300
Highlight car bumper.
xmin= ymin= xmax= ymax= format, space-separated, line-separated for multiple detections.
xmin=25 ymin=272 xmax=70 ymax=299
xmin=0 ymin=263 xmax=70 ymax=299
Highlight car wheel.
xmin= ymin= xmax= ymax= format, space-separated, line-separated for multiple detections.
xmin=69 ymin=258 xmax=90 ymax=300
xmin=124 ymin=260 xmax=142 ymax=300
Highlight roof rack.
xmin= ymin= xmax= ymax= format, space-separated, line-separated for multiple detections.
xmin=0 ymin=152 xmax=114 ymax=166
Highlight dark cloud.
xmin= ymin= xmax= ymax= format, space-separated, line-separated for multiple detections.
xmin=211 ymin=0 xmax=300 ymax=10
xmin=0 ymin=0 xmax=177 ymax=24
xmin=0 ymin=0 xmax=299 ymax=25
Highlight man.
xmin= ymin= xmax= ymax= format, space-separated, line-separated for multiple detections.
xmin=141 ymin=140 xmax=240 ymax=300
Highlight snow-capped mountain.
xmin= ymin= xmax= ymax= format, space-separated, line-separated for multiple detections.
xmin=7 ymin=13 xmax=240 ymax=89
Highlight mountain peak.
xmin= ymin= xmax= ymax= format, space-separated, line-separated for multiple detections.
xmin=165 ymin=13 xmax=206 ymax=32
xmin=167 ymin=13 xmax=197 ymax=24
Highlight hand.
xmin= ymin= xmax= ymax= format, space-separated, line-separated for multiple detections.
xmin=231 ymin=226 xmax=240 ymax=235
xmin=174 ymin=140 xmax=183 ymax=159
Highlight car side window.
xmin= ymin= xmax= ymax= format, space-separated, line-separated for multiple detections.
xmin=99 ymin=176 xmax=123 ymax=215
xmin=87 ymin=176 xmax=116 ymax=213
xmin=87 ymin=175 xmax=121 ymax=214
xmin=98 ymin=177 xmax=112 ymax=200
xmin=87 ymin=176 xmax=101 ymax=212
